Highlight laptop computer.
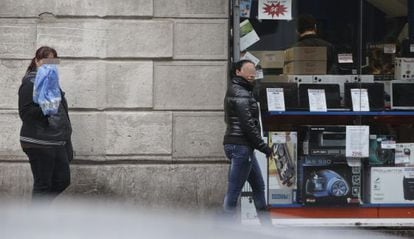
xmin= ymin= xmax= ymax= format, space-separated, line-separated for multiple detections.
xmin=344 ymin=82 xmax=385 ymax=111
xmin=298 ymin=83 xmax=342 ymax=110
xmin=258 ymin=82 xmax=298 ymax=111
xmin=391 ymin=80 xmax=414 ymax=110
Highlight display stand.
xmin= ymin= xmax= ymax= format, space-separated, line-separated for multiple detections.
xmin=265 ymin=110 xmax=414 ymax=219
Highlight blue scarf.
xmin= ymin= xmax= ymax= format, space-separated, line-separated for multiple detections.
xmin=33 ymin=64 xmax=62 ymax=116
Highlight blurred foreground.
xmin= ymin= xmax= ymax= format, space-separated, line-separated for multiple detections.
xmin=0 ymin=199 xmax=410 ymax=239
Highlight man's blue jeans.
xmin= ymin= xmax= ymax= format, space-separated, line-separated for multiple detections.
xmin=223 ymin=144 xmax=266 ymax=213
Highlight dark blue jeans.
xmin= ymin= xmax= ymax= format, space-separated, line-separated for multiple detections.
xmin=23 ymin=146 xmax=71 ymax=201
xmin=223 ymin=144 xmax=266 ymax=213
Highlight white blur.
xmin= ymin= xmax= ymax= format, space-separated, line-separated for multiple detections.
xmin=0 ymin=199 xmax=406 ymax=239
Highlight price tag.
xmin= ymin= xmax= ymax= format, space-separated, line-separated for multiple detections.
xmin=346 ymin=125 xmax=369 ymax=158
xmin=255 ymin=69 xmax=264 ymax=79
xmin=338 ymin=53 xmax=353 ymax=64
xmin=308 ymin=89 xmax=327 ymax=112
xmin=241 ymin=52 xmax=260 ymax=66
xmin=266 ymin=88 xmax=285 ymax=111
xmin=351 ymin=88 xmax=370 ymax=111
xmin=381 ymin=140 xmax=396 ymax=149
xmin=410 ymin=44 xmax=414 ymax=53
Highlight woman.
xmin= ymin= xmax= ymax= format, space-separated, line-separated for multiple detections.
xmin=222 ymin=59 xmax=272 ymax=224
xmin=18 ymin=46 xmax=73 ymax=201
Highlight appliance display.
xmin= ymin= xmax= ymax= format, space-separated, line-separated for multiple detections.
xmin=287 ymin=75 xmax=313 ymax=84
xmin=312 ymin=75 xmax=352 ymax=104
xmin=344 ymin=82 xmax=385 ymax=111
xmin=258 ymin=82 xmax=298 ymax=111
xmin=305 ymin=169 xmax=350 ymax=197
xmin=368 ymin=167 xmax=414 ymax=204
xmin=395 ymin=143 xmax=414 ymax=165
xmin=302 ymin=126 xmax=346 ymax=156
xmin=394 ymin=57 xmax=414 ymax=80
xmin=267 ymin=131 xmax=297 ymax=204
xmin=391 ymin=80 xmax=414 ymax=110
xmin=350 ymin=75 xmax=374 ymax=83
xmin=301 ymin=156 xmax=362 ymax=205
xmin=298 ymin=84 xmax=341 ymax=109
xmin=403 ymin=177 xmax=414 ymax=200
xmin=368 ymin=135 xmax=396 ymax=166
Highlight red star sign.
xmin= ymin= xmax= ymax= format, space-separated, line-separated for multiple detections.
xmin=263 ymin=2 xmax=288 ymax=18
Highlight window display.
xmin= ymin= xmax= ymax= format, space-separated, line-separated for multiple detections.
xmin=233 ymin=0 xmax=414 ymax=217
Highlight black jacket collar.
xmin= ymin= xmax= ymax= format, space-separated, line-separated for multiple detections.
xmin=232 ymin=76 xmax=254 ymax=91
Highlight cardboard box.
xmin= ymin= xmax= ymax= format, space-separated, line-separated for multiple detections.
xmin=283 ymin=61 xmax=327 ymax=75
xmin=284 ymin=47 xmax=327 ymax=62
xmin=369 ymin=167 xmax=414 ymax=204
xmin=250 ymin=51 xmax=284 ymax=69
xmin=301 ymin=125 xmax=347 ymax=157
xmin=301 ymin=157 xmax=362 ymax=206
xmin=267 ymin=131 xmax=297 ymax=204
xmin=368 ymin=135 xmax=396 ymax=166
xmin=260 ymin=74 xmax=313 ymax=83
xmin=395 ymin=58 xmax=414 ymax=80
xmin=395 ymin=143 xmax=414 ymax=165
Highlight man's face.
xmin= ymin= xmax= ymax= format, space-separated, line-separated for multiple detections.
xmin=236 ymin=62 xmax=256 ymax=84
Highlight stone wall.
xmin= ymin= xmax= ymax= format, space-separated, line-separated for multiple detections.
xmin=0 ymin=0 xmax=229 ymax=210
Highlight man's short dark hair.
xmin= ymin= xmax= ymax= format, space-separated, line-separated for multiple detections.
xmin=297 ymin=14 xmax=317 ymax=34
xmin=232 ymin=59 xmax=254 ymax=76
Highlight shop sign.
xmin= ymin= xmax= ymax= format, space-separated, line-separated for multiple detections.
xmin=258 ymin=0 xmax=292 ymax=20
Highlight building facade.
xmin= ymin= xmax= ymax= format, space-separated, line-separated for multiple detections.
xmin=0 ymin=0 xmax=230 ymax=210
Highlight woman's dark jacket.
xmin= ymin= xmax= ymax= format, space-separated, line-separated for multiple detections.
xmin=223 ymin=76 xmax=269 ymax=154
xmin=18 ymin=70 xmax=73 ymax=160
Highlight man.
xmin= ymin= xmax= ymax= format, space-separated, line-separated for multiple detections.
xmin=222 ymin=59 xmax=272 ymax=225
xmin=294 ymin=14 xmax=337 ymax=74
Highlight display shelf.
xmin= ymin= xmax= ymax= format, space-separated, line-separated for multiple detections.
xmin=264 ymin=110 xmax=414 ymax=219
xmin=266 ymin=110 xmax=414 ymax=116
xmin=262 ymin=110 xmax=414 ymax=129
xmin=269 ymin=206 xmax=414 ymax=218
xmin=269 ymin=203 xmax=414 ymax=208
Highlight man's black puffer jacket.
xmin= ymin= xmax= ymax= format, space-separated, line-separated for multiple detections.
xmin=223 ymin=76 xmax=269 ymax=154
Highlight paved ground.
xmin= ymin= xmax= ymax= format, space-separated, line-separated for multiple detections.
xmin=1 ymin=200 xmax=412 ymax=239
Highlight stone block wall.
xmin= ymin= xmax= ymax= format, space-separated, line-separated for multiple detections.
xmin=0 ymin=0 xmax=229 ymax=210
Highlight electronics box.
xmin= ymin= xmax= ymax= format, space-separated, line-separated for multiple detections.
xmin=312 ymin=75 xmax=352 ymax=104
xmin=267 ymin=131 xmax=297 ymax=204
xmin=395 ymin=58 xmax=414 ymax=80
xmin=283 ymin=61 xmax=327 ymax=75
xmin=287 ymin=75 xmax=314 ymax=84
xmin=250 ymin=51 xmax=285 ymax=69
xmin=395 ymin=143 xmax=414 ymax=165
xmin=368 ymin=135 xmax=396 ymax=166
xmin=301 ymin=156 xmax=362 ymax=206
xmin=391 ymin=80 xmax=414 ymax=110
xmin=261 ymin=74 xmax=312 ymax=84
xmin=284 ymin=47 xmax=327 ymax=62
xmin=350 ymin=75 xmax=374 ymax=83
xmin=302 ymin=126 xmax=346 ymax=156
xmin=368 ymin=167 xmax=414 ymax=204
